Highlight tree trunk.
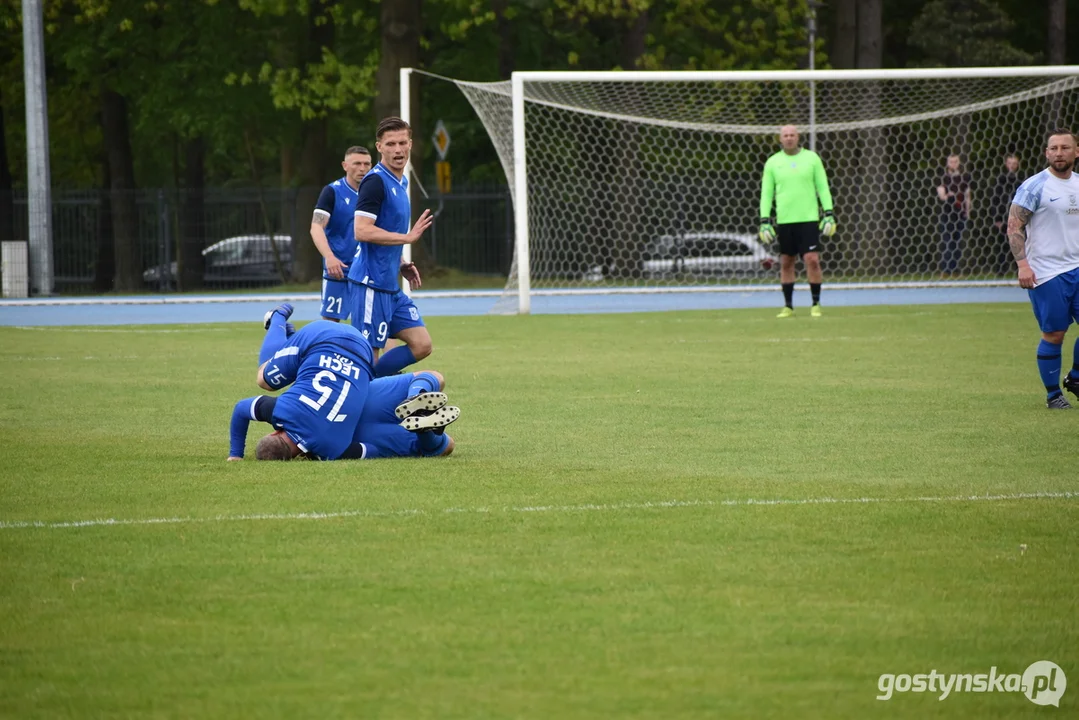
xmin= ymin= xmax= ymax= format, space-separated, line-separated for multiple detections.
xmin=1048 ymin=0 xmax=1065 ymax=65
xmin=100 ymin=89 xmax=141 ymax=292
xmin=93 ymin=187 xmax=115 ymax=293
xmin=611 ymin=9 xmax=649 ymax=277
xmin=375 ymin=0 xmax=426 ymax=268
xmin=855 ymin=0 xmax=882 ymax=68
xmin=290 ymin=3 xmax=338 ymax=283
xmin=493 ymin=0 xmax=513 ymax=80
xmin=831 ymin=0 xmax=857 ymax=69
xmin=620 ymin=8 xmax=648 ymax=70
xmin=294 ymin=119 xmax=328 ymax=283
xmin=180 ymin=137 xmax=206 ymax=290
xmin=0 ymin=86 xmax=14 ymax=243
xmin=852 ymin=0 xmax=886 ymax=273
xmin=375 ymin=0 xmax=421 ymax=124
xmin=93 ymin=152 xmax=114 ymax=293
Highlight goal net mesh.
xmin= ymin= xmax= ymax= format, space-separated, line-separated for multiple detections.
xmin=447 ymin=72 xmax=1079 ymax=311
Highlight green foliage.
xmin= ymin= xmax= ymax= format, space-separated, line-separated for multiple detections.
xmin=256 ymin=46 xmax=378 ymax=121
xmin=641 ymin=0 xmax=820 ymax=71
xmin=907 ymin=0 xmax=1038 ymax=67
xmin=0 ymin=0 xmax=1065 ymax=192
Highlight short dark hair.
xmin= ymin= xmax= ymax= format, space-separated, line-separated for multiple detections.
xmin=1046 ymin=128 xmax=1076 ymax=145
xmin=344 ymin=145 xmax=370 ymax=158
xmin=376 ymin=117 xmax=411 ymax=141
xmin=255 ymin=434 xmax=293 ymax=461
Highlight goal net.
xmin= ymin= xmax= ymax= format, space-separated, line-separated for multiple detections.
xmin=418 ymin=68 xmax=1079 ymax=313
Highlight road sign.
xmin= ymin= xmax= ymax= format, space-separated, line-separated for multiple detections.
xmin=432 ymin=120 xmax=451 ymax=160
xmin=436 ymin=161 xmax=452 ymax=194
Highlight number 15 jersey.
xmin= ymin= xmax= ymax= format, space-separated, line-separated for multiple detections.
xmin=260 ymin=321 xmax=375 ymax=460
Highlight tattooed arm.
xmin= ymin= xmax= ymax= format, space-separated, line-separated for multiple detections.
xmin=1007 ymin=203 xmax=1035 ymax=289
xmin=310 ymin=210 xmax=346 ymax=279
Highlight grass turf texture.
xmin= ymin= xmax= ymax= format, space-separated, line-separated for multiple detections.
xmin=0 ymin=304 xmax=1075 ymax=718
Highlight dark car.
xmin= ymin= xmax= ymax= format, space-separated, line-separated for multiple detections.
xmin=143 ymin=234 xmax=294 ymax=287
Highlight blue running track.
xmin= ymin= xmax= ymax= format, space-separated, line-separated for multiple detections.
xmin=0 ymin=284 xmax=1028 ymax=327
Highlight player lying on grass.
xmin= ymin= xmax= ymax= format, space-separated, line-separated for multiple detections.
xmin=228 ymin=370 xmax=460 ymax=461
xmin=244 ymin=304 xmax=375 ymax=461
xmin=228 ymin=303 xmax=459 ymax=460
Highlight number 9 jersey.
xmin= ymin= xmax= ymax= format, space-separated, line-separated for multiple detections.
xmin=259 ymin=320 xmax=375 ymax=460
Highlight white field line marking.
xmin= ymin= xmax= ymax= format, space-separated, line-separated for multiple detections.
xmin=0 ymin=491 xmax=1073 ymax=531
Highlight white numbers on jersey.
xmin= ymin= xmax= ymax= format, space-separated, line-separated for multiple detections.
xmin=298 ymin=370 xmax=353 ymax=422
xmin=264 ymin=363 xmax=286 ymax=388
xmin=377 ymin=322 xmax=388 ymax=343
xmin=324 ymin=295 xmax=343 ymax=316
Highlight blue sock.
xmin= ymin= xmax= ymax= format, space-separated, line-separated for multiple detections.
xmin=408 ymin=371 xmax=441 ymax=397
xmin=416 ymin=431 xmax=446 ymax=454
xmin=1037 ymin=339 xmax=1063 ymax=398
xmin=259 ymin=312 xmax=291 ymax=366
xmin=374 ymin=346 xmax=417 ymax=377
xmin=1070 ymin=336 xmax=1079 ymax=381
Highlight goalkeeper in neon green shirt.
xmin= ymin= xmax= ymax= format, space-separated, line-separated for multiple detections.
xmin=759 ymin=124 xmax=836 ymax=318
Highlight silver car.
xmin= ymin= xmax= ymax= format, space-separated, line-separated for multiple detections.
xmin=639 ymin=232 xmax=778 ymax=279
xmin=143 ymin=234 xmax=293 ymax=286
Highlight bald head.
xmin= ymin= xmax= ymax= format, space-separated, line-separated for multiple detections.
xmin=779 ymin=125 xmax=800 ymax=154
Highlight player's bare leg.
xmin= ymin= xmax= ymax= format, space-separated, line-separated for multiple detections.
xmin=396 ymin=326 xmax=433 ymax=362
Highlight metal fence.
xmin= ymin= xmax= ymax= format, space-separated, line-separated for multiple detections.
xmin=1 ymin=184 xmax=513 ymax=295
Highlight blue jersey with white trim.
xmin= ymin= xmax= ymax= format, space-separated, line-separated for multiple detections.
xmin=260 ymin=321 xmax=375 ymax=460
xmin=348 ymin=375 xmax=448 ymax=458
xmin=346 ymin=163 xmax=410 ymax=291
xmin=314 ymin=176 xmax=360 ymax=271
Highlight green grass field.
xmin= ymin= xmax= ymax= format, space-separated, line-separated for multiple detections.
xmin=1 ymin=304 xmax=1076 ymax=719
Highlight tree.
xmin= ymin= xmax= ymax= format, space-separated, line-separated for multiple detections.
xmin=856 ymin=0 xmax=882 ymax=68
xmin=240 ymin=0 xmax=380 ymax=282
xmin=908 ymin=0 xmax=1036 ymax=67
xmin=1048 ymin=0 xmax=1065 ymax=65
xmin=830 ymin=0 xmax=856 ymax=69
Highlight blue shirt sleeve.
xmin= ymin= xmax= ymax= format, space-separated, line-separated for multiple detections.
xmin=1013 ymin=174 xmax=1043 ymax=213
xmin=315 ymin=185 xmax=336 ymax=214
xmin=229 ymin=396 xmax=276 ymax=457
xmin=261 ymin=343 xmax=302 ymax=390
xmin=356 ymin=176 xmax=385 ymax=219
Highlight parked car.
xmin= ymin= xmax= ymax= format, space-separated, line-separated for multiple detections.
xmin=143 ymin=234 xmax=294 ymax=287
xmin=639 ymin=231 xmax=777 ymax=279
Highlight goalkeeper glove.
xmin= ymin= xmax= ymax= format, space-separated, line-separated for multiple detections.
xmin=819 ymin=210 xmax=837 ymax=237
xmin=759 ymin=218 xmax=776 ymax=244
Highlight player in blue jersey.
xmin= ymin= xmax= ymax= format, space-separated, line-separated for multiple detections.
xmin=1008 ymin=128 xmax=1079 ymax=409
xmin=311 ymin=146 xmax=373 ymax=321
xmin=227 ymin=370 xmax=460 ymax=461
xmin=244 ymin=304 xmax=376 ymax=460
xmin=347 ymin=117 xmax=434 ymax=377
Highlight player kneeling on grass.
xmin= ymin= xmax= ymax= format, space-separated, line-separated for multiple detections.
xmin=228 ymin=370 xmax=460 ymax=461
xmin=245 ymin=304 xmax=374 ymax=461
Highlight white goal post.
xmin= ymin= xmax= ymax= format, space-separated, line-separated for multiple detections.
xmin=404 ymin=66 xmax=1079 ymax=314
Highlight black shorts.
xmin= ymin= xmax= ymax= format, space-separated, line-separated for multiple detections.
xmin=777 ymin=221 xmax=822 ymax=257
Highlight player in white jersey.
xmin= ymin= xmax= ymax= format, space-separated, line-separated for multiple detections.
xmin=1008 ymin=128 xmax=1079 ymax=409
